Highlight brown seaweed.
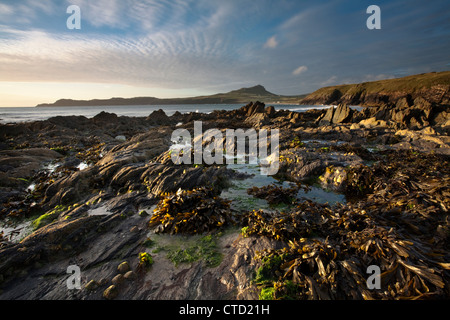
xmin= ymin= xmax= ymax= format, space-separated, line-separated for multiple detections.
xmin=149 ymin=187 xmax=233 ymax=235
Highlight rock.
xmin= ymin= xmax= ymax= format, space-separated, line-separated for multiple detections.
xmin=318 ymin=106 xmax=335 ymax=125
xmin=85 ymin=280 xmax=98 ymax=291
xmin=103 ymin=285 xmax=118 ymax=300
xmin=117 ymin=261 xmax=130 ymax=274
xmin=265 ymin=106 xmax=276 ymax=117
xmin=138 ymin=210 xmax=149 ymax=217
xmin=359 ymin=117 xmax=389 ymax=128
xmin=146 ymin=109 xmax=170 ymax=125
xmin=111 ymin=274 xmax=124 ymax=285
xmin=350 ymin=123 xmax=361 ymax=130
xmin=395 ymin=97 xmax=412 ymax=109
xmin=0 ymin=148 xmax=63 ymax=185
xmin=244 ymin=112 xmax=269 ymax=128
xmin=115 ymin=135 xmax=126 ymax=142
xmin=93 ymin=111 xmax=118 ymax=125
xmin=245 ymin=101 xmax=265 ymax=117
xmin=332 ymin=104 xmax=353 ymax=123
xmin=123 ymin=271 xmax=137 ymax=281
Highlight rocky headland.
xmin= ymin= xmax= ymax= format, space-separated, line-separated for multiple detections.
xmin=0 ymin=81 xmax=449 ymax=300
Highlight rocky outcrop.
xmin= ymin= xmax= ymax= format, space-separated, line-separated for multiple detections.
xmin=301 ymin=71 xmax=450 ymax=107
xmin=1 ymin=94 xmax=450 ymax=300
xmin=146 ymin=109 xmax=171 ymax=125
xmin=316 ymin=104 xmax=353 ymax=125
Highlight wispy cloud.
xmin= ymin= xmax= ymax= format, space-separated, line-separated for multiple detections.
xmin=320 ymin=76 xmax=338 ymax=86
xmin=0 ymin=0 xmax=449 ymax=106
xmin=264 ymin=35 xmax=278 ymax=49
xmin=292 ymin=65 xmax=308 ymax=76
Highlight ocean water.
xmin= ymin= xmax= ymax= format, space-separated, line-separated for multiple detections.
xmin=0 ymin=104 xmax=330 ymax=124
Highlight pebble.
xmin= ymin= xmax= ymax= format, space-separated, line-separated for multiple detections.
xmin=124 ymin=270 xmax=137 ymax=281
xmin=85 ymin=279 xmax=98 ymax=291
xmin=103 ymin=285 xmax=118 ymax=300
xmin=111 ymin=274 xmax=124 ymax=285
xmin=139 ymin=210 xmax=149 ymax=217
xmin=117 ymin=261 xmax=130 ymax=273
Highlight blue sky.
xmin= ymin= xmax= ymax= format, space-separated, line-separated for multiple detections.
xmin=0 ymin=0 xmax=449 ymax=106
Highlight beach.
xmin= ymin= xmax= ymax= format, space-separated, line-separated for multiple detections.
xmin=0 ymin=100 xmax=449 ymax=300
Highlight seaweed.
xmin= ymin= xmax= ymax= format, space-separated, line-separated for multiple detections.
xmin=149 ymin=187 xmax=234 ymax=235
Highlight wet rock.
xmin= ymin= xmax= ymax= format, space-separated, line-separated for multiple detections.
xmin=123 ymin=270 xmax=137 ymax=281
xmin=0 ymin=148 xmax=62 ymax=186
xmin=111 ymin=274 xmax=124 ymax=285
xmin=103 ymin=285 xmax=118 ymax=300
xmin=115 ymin=135 xmax=126 ymax=142
xmin=85 ymin=279 xmax=98 ymax=291
xmin=117 ymin=261 xmax=130 ymax=273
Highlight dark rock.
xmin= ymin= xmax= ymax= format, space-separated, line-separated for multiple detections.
xmin=93 ymin=112 xmax=118 ymax=125
xmin=264 ymin=106 xmax=276 ymax=117
xmin=146 ymin=109 xmax=170 ymax=125
xmin=244 ymin=112 xmax=269 ymax=128
xmin=243 ymin=101 xmax=265 ymax=117
xmin=317 ymin=104 xmax=353 ymax=125
xmin=103 ymin=285 xmax=118 ymax=300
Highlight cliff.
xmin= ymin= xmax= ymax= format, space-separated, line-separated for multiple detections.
xmin=300 ymin=71 xmax=450 ymax=107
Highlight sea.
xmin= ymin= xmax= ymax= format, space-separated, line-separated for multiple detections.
xmin=0 ymin=104 xmax=331 ymax=124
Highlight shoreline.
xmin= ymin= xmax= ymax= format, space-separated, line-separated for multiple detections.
xmin=0 ymin=101 xmax=449 ymax=300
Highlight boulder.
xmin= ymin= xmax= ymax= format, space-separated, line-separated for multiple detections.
xmin=264 ymin=106 xmax=276 ymax=117
xmin=245 ymin=101 xmax=265 ymax=117
xmin=317 ymin=104 xmax=353 ymax=125
xmin=146 ymin=109 xmax=171 ymax=125
xmin=332 ymin=104 xmax=353 ymax=123
xmin=245 ymin=112 xmax=270 ymax=128
xmin=318 ymin=106 xmax=335 ymax=125
xmin=359 ymin=117 xmax=389 ymax=128
xmin=93 ymin=112 xmax=118 ymax=125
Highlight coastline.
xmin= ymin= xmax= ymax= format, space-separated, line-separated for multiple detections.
xmin=0 ymin=100 xmax=449 ymax=300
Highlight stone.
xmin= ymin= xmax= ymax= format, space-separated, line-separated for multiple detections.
xmin=395 ymin=97 xmax=412 ymax=109
xmin=124 ymin=271 xmax=137 ymax=281
xmin=264 ymin=106 xmax=276 ymax=117
xmin=146 ymin=109 xmax=170 ymax=125
xmin=139 ymin=210 xmax=149 ymax=217
xmin=103 ymin=285 xmax=118 ymax=300
xmin=350 ymin=123 xmax=361 ymax=130
xmin=319 ymin=106 xmax=335 ymax=125
xmin=93 ymin=111 xmax=118 ymax=125
xmin=245 ymin=101 xmax=265 ymax=117
xmin=244 ymin=112 xmax=269 ymax=128
xmin=111 ymin=274 xmax=124 ymax=285
xmin=332 ymin=104 xmax=353 ymax=123
xmin=115 ymin=135 xmax=126 ymax=142
xmin=85 ymin=280 xmax=98 ymax=291
xmin=359 ymin=117 xmax=388 ymax=128
xmin=117 ymin=261 xmax=130 ymax=274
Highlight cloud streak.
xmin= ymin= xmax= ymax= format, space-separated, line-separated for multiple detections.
xmin=0 ymin=0 xmax=449 ymax=105
xmin=292 ymin=66 xmax=308 ymax=76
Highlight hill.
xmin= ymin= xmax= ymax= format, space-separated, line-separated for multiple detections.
xmin=300 ymin=71 xmax=450 ymax=106
xmin=36 ymin=85 xmax=307 ymax=107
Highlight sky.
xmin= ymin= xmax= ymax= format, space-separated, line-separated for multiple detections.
xmin=0 ymin=0 xmax=449 ymax=107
